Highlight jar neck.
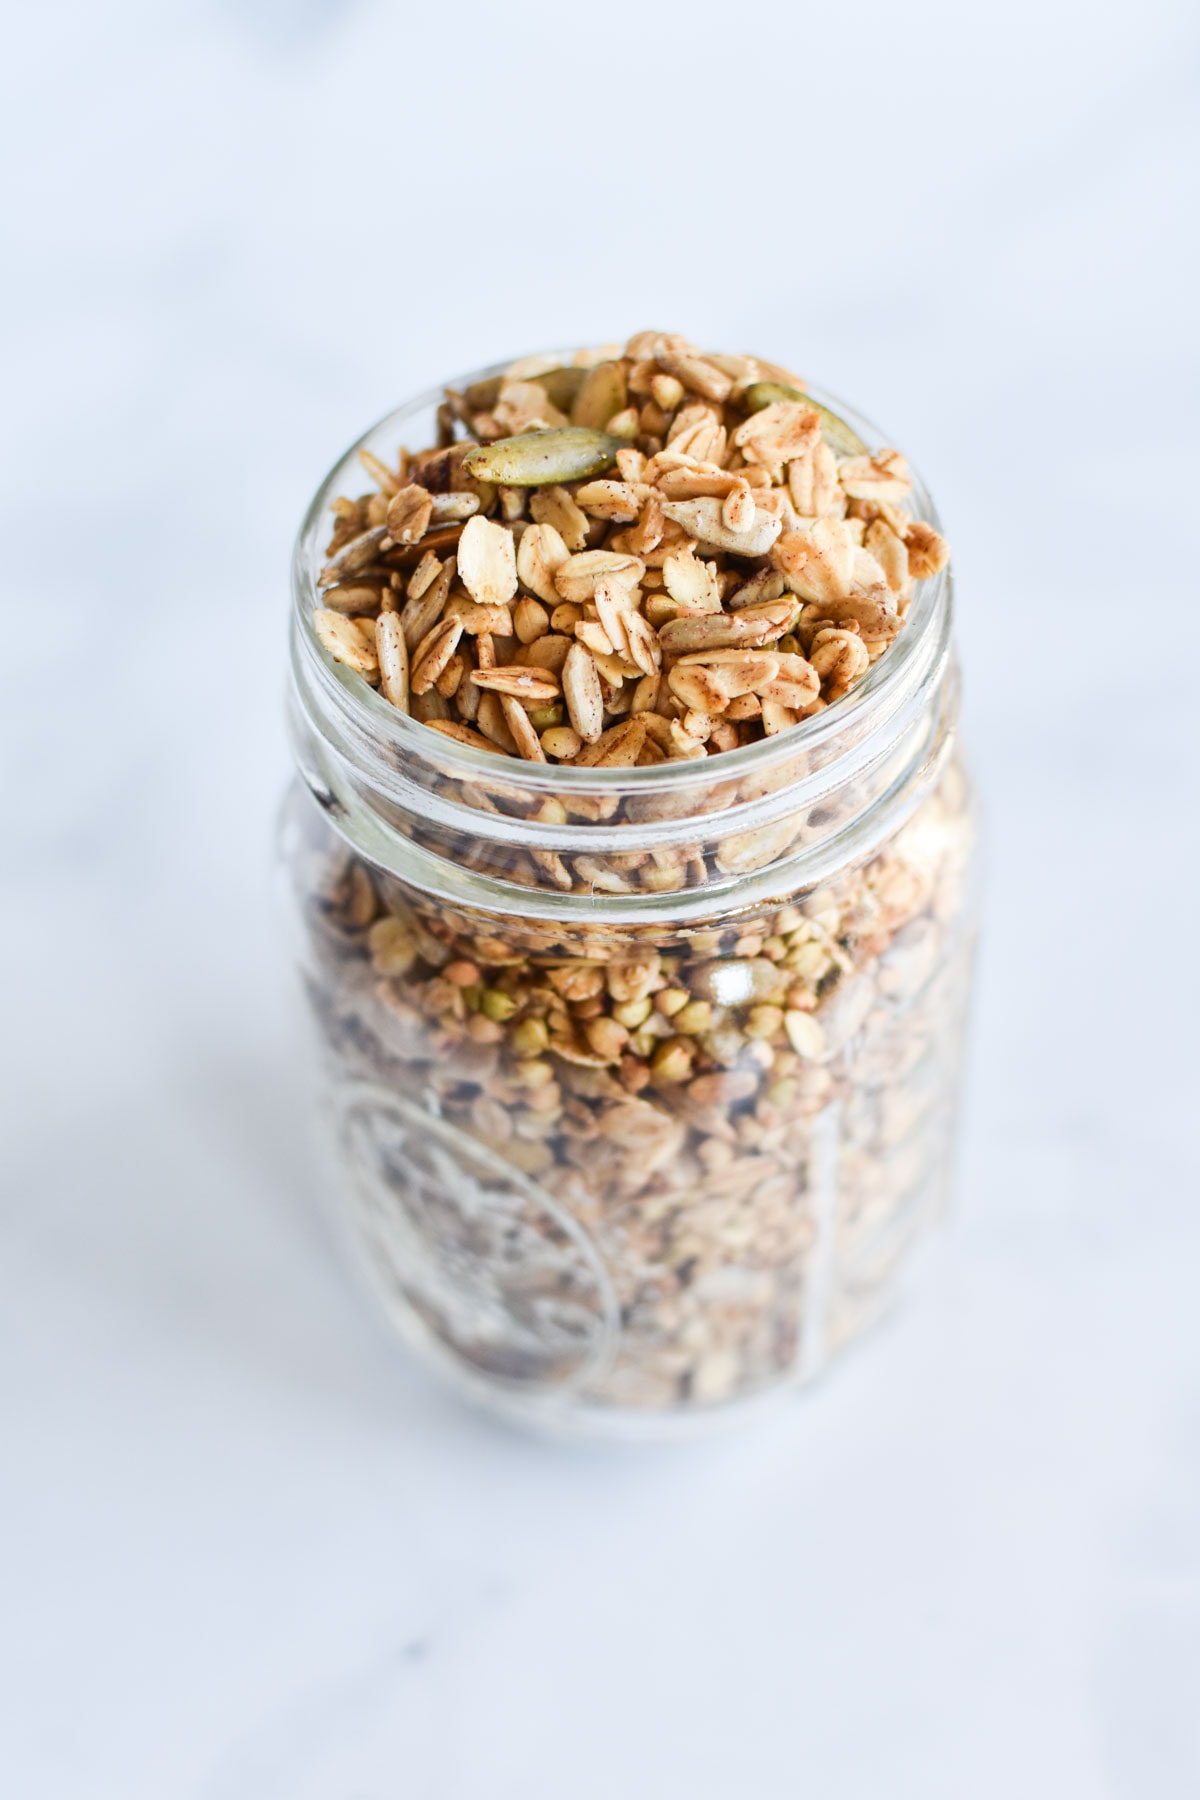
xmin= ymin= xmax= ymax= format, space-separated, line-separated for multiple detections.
xmin=288 ymin=375 xmax=958 ymax=923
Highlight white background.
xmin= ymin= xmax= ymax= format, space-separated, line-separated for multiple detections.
xmin=2 ymin=1 xmax=1198 ymax=1795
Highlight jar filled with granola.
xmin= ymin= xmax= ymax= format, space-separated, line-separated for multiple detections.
xmin=282 ymin=334 xmax=980 ymax=1436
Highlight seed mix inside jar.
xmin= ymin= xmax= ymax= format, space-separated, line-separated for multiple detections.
xmin=287 ymin=331 xmax=977 ymax=1429
xmin=312 ymin=330 xmax=949 ymax=767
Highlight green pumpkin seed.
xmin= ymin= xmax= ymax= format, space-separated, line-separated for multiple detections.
xmin=740 ymin=381 xmax=866 ymax=456
xmin=571 ymin=361 xmax=628 ymax=430
xmin=465 ymin=367 xmax=584 ymax=416
xmin=536 ymin=366 xmax=586 ymax=412
xmin=462 ymin=428 xmax=624 ymax=486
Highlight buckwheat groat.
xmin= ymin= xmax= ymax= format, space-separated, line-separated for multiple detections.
xmin=285 ymin=334 xmax=979 ymax=1433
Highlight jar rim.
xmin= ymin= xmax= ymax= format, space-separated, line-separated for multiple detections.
xmin=290 ymin=355 xmax=950 ymax=797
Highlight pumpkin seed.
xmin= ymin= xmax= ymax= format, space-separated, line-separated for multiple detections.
xmin=462 ymin=428 xmax=624 ymax=487
xmin=536 ymin=366 xmax=587 ymax=412
xmin=571 ymin=361 xmax=628 ymax=430
xmin=740 ymin=382 xmax=866 ymax=456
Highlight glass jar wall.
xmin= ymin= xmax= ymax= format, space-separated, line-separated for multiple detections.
xmin=281 ymin=369 xmax=980 ymax=1436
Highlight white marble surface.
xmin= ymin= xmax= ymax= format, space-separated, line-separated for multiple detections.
xmin=3 ymin=2 xmax=1199 ymax=1794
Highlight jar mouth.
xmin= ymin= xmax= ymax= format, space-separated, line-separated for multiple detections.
xmin=290 ymin=357 xmax=951 ymax=797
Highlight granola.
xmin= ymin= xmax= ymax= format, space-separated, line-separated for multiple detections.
xmin=287 ymin=336 xmax=977 ymax=1432
xmin=312 ymin=332 xmax=949 ymax=768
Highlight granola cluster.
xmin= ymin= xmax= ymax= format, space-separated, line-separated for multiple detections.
xmin=312 ymin=331 xmax=949 ymax=766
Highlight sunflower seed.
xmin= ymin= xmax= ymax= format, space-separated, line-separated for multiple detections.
xmin=500 ymin=695 xmax=547 ymax=762
xmin=375 ymin=611 xmax=409 ymax=711
xmin=319 ymin=525 xmax=388 ymax=586
xmin=314 ymin=608 xmax=380 ymax=676
xmin=469 ymin=667 xmax=561 ymax=703
xmin=562 ymin=642 xmax=605 ymax=743
xmin=410 ymin=617 xmax=464 ymax=694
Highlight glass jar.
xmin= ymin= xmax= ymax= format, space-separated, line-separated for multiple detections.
xmin=281 ymin=365 xmax=980 ymax=1437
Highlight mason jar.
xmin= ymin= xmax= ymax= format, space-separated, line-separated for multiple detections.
xmin=280 ymin=366 xmax=980 ymax=1437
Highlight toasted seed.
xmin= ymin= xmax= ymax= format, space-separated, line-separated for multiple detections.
xmin=434 ymin=652 xmax=464 ymax=698
xmin=500 ymin=695 xmax=547 ymax=762
xmin=319 ymin=524 xmax=388 ymax=586
xmin=526 ymin=703 xmax=562 ymax=729
xmin=741 ymin=380 xmax=805 ymax=410
xmin=383 ymin=522 xmax=463 ymax=568
xmin=550 ymin=602 xmax=582 ymax=634
xmin=314 ymin=608 xmax=380 ymax=676
xmin=410 ymin=617 xmax=464 ymax=694
xmin=605 ymin=406 xmax=640 ymax=439
xmin=623 ymin=609 xmax=662 ymax=678
xmin=649 ymin=372 xmax=684 ymax=411
xmin=457 ymin=515 xmax=517 ymax=606
xmin=571 ymin=361 xmax=628 ymax=430
xmin=562 ymin=642 xmax=605 ymax=743
xmin=541 ymin=725 xmax=582 ymax=759
xmin=407 ymin=549 xmax=442 ymax=601
xmin=761 ymin=698 xmax=799 ymax=734
xmin=423 ymin=718 xmax=508 ymax=754
xmin=358 ymin=448 xmax=401 ymax=496
xmin=513 ymin=595 xmax=550 ymax=643
xmin=320 ymin=582 xmax=386 ymax=615
xmin=726 ymin=568 xmax=786 ymax=610
xmin=471 ymin=690 xmax=517 ymax=752
xmin=741 ymin=381 xmax=867 ymax=456
xmin=400 ymin=554 xmax=454 ymax=649
xmin=462 ymin=428 xmax=624 ymax=486
xmin=409 ymin=688 xmax=450 ymax=722
xmin=784 ymin=1010 xmax=827 ymax=1060
xmin=469 ymin=667 xmax=560 ymax=703
xmin=523 ymin=633 xmax=572 ymax=673
xmin=535 ymin=365 xmax=586 ymax=413
xmin=428 ymin=490 xmax=481 ymax=522
xmin=575 ymin=716 xmax=648 ymax=767
xmin=375 ymin=611 xmax=409 ymax=711
xmin=688 ymin=1070 xmax=760 ymax=1106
